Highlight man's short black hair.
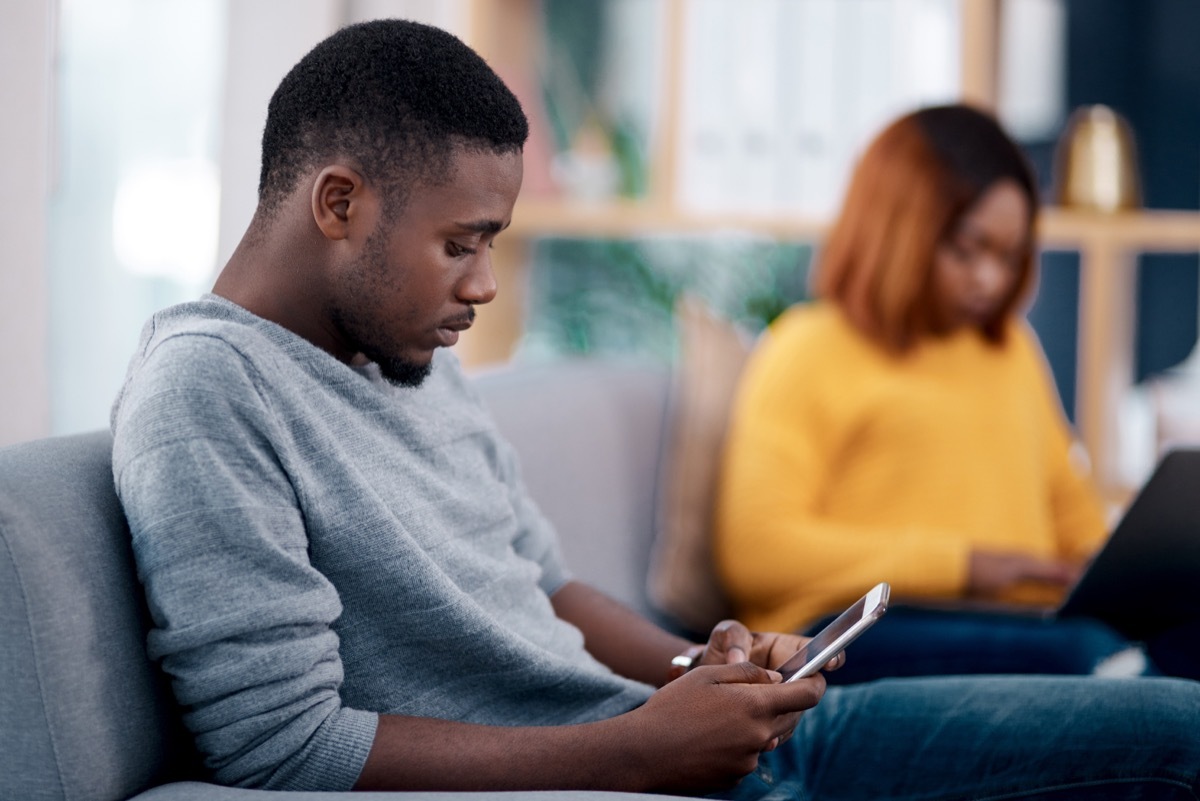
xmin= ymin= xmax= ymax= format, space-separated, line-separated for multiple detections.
xmin=258 ymin=18 xmax=529 ymax=215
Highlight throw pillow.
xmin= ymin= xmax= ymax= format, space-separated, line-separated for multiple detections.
xmin=648 ymin=296 xmax=755 ymax=635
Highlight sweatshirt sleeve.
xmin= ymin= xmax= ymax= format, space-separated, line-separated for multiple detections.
xmin=452 ymin=357 xmax=572 ymax=596
xmin=112 ymin=335 xmax=377 ymax=791
xmin=713 ymin=314 xmax=970 ymax=633
xmin=500 ymin=435 xmax=572 ymax=596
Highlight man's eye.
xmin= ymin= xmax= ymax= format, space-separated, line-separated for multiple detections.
xmin=446 ymin=241 xmax=476 ymax=257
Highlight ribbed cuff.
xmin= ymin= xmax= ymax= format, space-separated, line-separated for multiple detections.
xmin=276 ymin=707 xmax=379 ymax=792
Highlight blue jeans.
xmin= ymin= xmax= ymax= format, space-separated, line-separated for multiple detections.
xmin=718 ymin=675 xmax=1200 ymax=800
xmin=804 ymin=606 xmax=1147 ymax=684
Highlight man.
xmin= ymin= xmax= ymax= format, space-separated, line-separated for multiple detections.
xmin=112 ymin=18 xmax=1200 ymax=798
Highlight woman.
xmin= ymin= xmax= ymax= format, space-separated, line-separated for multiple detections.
xmin=713 ymin=104 xmax=1155 ymax=682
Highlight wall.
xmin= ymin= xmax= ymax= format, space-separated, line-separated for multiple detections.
xmin=0 ymin=1 xmax=53 ymax=446
xmin=218 ymin=0 xmax=468 ymax=266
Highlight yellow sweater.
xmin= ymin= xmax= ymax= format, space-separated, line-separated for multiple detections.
xmin=714 ymin=303 xmax=1107 ymax=633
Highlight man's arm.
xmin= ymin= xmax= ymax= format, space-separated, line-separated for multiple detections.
xmin=354 ymin=660 xmax=825 ymax=794
xmin=550 ymin=579 xmax=831 ymax=685
xmin=355 ymin=582 xmax=830 ymax=793
xmin=550 ymin=580 xmax=696 ymax=686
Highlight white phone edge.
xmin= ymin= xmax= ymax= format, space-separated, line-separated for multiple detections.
xmin=785 ymin=581 xmax=890 ymax=682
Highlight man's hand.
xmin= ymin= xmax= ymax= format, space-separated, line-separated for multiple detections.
xmin=967 ymin=550 xmax=1082 ymax=597
xmin=699 ymin=619 xmax=846 ymax=675
xmin=359 ymin=608 xmax=835 ymax=795
xmin=623 ymin=661 xmax=825 ymax=793
xmin=357 ymin=666 xmax=821 ymax=796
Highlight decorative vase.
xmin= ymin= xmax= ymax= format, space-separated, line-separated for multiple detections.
xmin=1053 ymin=105 xmax=1142 ymax=212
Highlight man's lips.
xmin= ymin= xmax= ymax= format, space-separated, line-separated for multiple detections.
xmin=436 ymin=310 xmax=475 ymax=346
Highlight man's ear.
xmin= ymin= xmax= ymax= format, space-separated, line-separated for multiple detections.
xmin=311 ymin=165 xmax=374 ymax=242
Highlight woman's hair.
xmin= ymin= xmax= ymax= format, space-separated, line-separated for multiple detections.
xmin=813 ymin=104 xmax=1038 ymax=351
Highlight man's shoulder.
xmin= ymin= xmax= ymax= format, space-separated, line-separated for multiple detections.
xmin=143 ymin=295 xmax=272 ymax=355
xmin=112 ymin=298 xmax=282 ymax=432
xmin=136 ymin=301 xmax=272 ymax=388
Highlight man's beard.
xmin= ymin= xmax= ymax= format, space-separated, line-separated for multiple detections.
xmin=372 ymin=350 xmax=433 ymax=388
xmin=330 ymin=310 xmax=434 ymax=388
xmin=329 ymin=229 xmax=433 ymax=389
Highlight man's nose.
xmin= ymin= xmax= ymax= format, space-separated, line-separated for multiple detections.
xmin=457 ymin=251 xmax=498 ymax=306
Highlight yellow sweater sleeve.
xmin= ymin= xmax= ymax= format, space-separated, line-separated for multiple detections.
xmin=1015 ymin=322 xmax=1108 ymax=564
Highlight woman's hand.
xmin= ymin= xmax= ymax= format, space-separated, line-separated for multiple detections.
xmin=967 ymin=549 xmax=1083 ymax=597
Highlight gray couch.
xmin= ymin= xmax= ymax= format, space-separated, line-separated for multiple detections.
xmin=0 ymin=359 xmax=679 ymax=801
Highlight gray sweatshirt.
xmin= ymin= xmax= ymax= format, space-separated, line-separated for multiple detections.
xmin=110 ymin=296 xmax=653 ymax=792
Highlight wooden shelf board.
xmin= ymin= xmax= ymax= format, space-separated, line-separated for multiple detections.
xmin=508 ymin=198 xmax=1200 ymax=253
xmin=1040 ymin=208 xmax=1200 ymax=251
xmin=507 ymin=197 xmax=830 ymax=240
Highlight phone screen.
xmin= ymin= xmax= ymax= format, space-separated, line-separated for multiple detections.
xmin=777 ymin=582 xmax=889 ymax=682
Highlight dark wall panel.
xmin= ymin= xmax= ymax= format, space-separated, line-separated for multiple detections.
xmin=1029 ymin=0 xmax=1199 ymax=416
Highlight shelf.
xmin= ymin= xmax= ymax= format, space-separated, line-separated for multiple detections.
xmin=508 ymin=197 xmax=829 ymax=240
xmin=510 ymin=198 xmax=1200 ymax=253
xmin=1040 ymin=209 xmax=1200 ymax=252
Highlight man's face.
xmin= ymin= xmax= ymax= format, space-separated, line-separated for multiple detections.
xmin=327 ymin=147 xmax=523 ymax=386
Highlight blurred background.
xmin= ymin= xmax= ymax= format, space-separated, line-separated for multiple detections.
xmin=2 ymin=0 xmax=1198 ymax=500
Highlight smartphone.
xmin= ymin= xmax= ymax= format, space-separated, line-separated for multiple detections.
xmin=777 ymin=582 xmax=890 ymax=682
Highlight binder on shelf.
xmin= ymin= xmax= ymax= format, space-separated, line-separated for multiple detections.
xmin=676 ymin=0 xmax=961 ymax=219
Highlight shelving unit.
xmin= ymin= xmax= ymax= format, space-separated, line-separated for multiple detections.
xmin=1040 ymin=210 xmax=1200 ymax=495
xmin=457 ymin=0 xmax=1200 ymax=497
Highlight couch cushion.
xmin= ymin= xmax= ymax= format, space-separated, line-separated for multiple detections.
xmin=471 ymin=360 xmax=671 ymax=622
xmin=0 ymin=431 xmax=195 ymax=801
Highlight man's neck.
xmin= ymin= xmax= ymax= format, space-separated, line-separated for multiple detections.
xmin=211 ymin=221 xmax=354 ymax=365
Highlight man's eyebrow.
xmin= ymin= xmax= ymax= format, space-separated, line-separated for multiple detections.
xmin=454 ymin=219 xmax=507 ymax=234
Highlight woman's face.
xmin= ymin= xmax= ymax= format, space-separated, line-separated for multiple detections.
xmin=931 ymin=178 xmax=1030 ymax=333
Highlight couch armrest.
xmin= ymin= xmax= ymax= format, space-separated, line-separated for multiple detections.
xmin=134 ymin=780 xmax=689 ymax=801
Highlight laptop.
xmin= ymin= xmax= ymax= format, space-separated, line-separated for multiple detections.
xmin=1056 ymin=448 xmax=1200 ymax=641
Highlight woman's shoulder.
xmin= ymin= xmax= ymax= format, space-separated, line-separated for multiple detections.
xmin=764 ymin=302 xmax=871 ymax=360
xmin=738 ymin=303 xmax=882 ymax=418
xmin=740 ymin=303 xmax=882 ymax=403
xmin=1000 ymin=317 xmax=1051 ymax=367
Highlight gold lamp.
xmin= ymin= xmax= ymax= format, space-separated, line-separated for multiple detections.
xmin=1054 ymin=105 xmax=1142 ymax=212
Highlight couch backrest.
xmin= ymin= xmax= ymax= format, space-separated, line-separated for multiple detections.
xmin=0 ymin=431 xmax=194 ymax=801
xmin=471 ymin=360 xmax=671 ymax=623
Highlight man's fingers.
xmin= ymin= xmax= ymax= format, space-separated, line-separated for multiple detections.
xmin=766 ymin=710 xmax=804 ymax=750
xmin=707 ymin=619 xmax=755 ymax=665
xmin=693 ymin=661 xmax=825 ymax=705
xmin=696 ymin=660 xmax=780 ymax=685
xmin=768 ymin=672 xmax=826 ymax=713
